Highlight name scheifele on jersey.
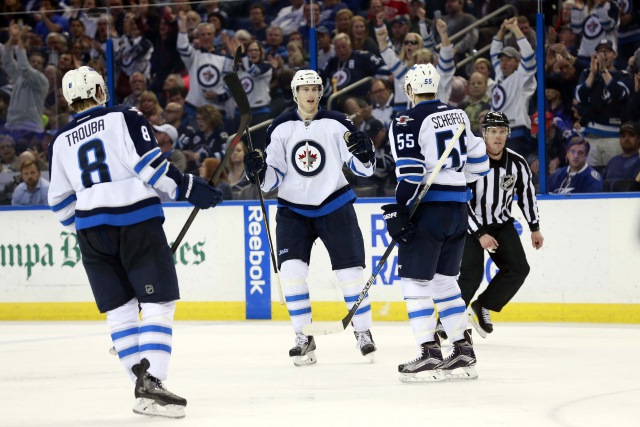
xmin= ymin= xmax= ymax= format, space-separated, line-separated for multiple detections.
xmin=64 ymin=119 xmax=105 ymax=146
xmin=431 ymin=110 xmax=466 ymax=129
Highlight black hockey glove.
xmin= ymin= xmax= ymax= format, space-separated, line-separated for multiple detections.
xmin=177 ymin=173 xmax=224 ymax=209
xmin=346 ymin=131 xmax=375 ymax=164
xmin=382 ymin=203 xmax=416 ymax=243
xmin=243 ymin=149 xmax=267 ymax=185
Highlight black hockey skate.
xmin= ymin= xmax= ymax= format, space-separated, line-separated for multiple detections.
xmin=437 ymin=330 xmax=478 ymax=380
xmin=289 ymin=333 xmax=317 ymax=367
xmin=354 ymin=330 xmax=377 ymax=362
xmin=131 ymin=358 xmax=187 ymax=418
xmin=398 ymin=341 xmax=445 ymax=383
xmin=470 ymin=300 xmax=493 ymax=338
xmin=435 ymin=318 xmax=448 ymax=340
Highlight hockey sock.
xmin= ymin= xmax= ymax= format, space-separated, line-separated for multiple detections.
xmin=139 ymin=301 xmax=176 ymax=381
xmin=280 ymin=260 xmax=311 ymax=333
xmin=401 ymin=278 xmax=437 ymax=344
xmin=336 ymin=266 xmax=372 ymax=332
xmin=107 ymin=298 xmax=141 ymax=384
xmin=431 ymin=274 xmax=468 ymax=342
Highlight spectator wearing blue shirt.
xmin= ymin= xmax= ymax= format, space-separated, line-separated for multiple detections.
xmin=34 ymin=0 xmax=70 ymax=43
xmin=549 ymin=137 xmax=603 ymax=194
xmin=602 ymin=121 xmax=640 ymax=189
xmin=11 ymin=159 xmax=49 ymax=206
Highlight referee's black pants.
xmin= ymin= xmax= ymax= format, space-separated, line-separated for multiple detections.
xmin=458 ymin=220 xmax=530 ymax=312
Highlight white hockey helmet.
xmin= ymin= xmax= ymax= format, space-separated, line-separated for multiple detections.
xmin=62 ymin=66 xmax=109 ymax=107
xmin=291 ymin=69 xmax=323 ymax=104
xmin=403 ymin=63 xmax=440 ymax=98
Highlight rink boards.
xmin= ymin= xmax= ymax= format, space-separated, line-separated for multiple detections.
xmin=1 ymin=195 xmax=639 ymax=323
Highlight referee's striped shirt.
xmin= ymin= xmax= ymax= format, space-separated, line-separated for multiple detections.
xmin=467 ymin=148 xmax=540 ymax=238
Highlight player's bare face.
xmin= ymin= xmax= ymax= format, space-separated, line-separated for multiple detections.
xmin=296 ymin=85 xmax=321 ymax=116
xmin=484 ymin=127 xmax=508 ymax=157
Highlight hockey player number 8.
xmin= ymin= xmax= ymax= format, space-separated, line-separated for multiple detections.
xmin=78 ymin=139 xmax=112 ymax=188
xmin=436 ymin=130 xmax=467 ymax=171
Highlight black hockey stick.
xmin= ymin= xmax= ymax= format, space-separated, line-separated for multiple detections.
xmin=302 ymin=123 xmax=466 ymax=336
xmin=171 ymin=48 xmax=251 ymax=253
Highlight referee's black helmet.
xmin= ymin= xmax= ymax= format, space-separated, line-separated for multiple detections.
xmin=482 ymin=112 xmax=510 ymax=133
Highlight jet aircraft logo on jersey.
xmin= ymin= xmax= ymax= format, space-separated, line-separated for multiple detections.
xmin=291 ymin=139 xmax=326 ymax=177
xmin=501 ymin=174 xmax=516 ymax=191
xmin=395 ymin=116 xmax=414 ymax=126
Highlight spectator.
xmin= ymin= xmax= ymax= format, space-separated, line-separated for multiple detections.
xmin=149 ymin=16 xmax=184 ymax=104
xmin=439 ymin=0 xmax=478 ymax=66
xmin=248 ymin=4 xmax=268 ymax=43
xmin=472 ymin=57 xmax=495 ymax=97
xmin=115 ymin=13 xmax=153 ymax=102
xmin=207 ymin=12 xmax=232 ymax=53
xmin=459 ymin=72 xmax=491 ymax=135
xmin=199 ymin=157 xmax=232 ymax=201
xmin=544 ymin=75 xmax=573 ymax=133
xmin=316 ymin=26 xmax=335 ymax=70
xmin=0 ymin=1 xmax=32 ymax=44
xmin=271 ymin=0 xmax=305 ymax=37
xmin=178 ymin=14 xmax=233 ymax=120
xmin=548 ymin=137 xmax=603 ymax=193
xmin=556 ymin=25 xmax=580 ymax=57
xmin=369 ymin=78 xmax=395 ymax=128
xmin=184 ymin=11 xmax=201 ymax=42
xmin=602 ymin=121 xmax=640 ymax=189
xmin=388 ymin=16 xmax=411 ymax=55
xmin=490 ymin=17 xmax=537 ymax=158
xmin=264 ymin=26 xmax=288 ymax=64
xmin=333 ymin=9 xmax=353 ymax=38
xmin=575 ymin=39 xmax=633 ymax=170
xmin=11 ymin=159 xmax=49 ymax=206
xmin=571 ymin=0 xmax=619 ymax=68
xmin=320 ymin=33 xmax=386 ymax=101
xmin=226 ymin=141 xmax=251 ymax=191
xmin=350 ymin=16 xmax=380 ymax=56
xmin=319 ymin=0 xmax=348 ymax=33
xmin=379 ymin=0 xmax=410 ymax=22
xmin=0 ymin=134 xmax=19 ymax=173
xmin=122 ymin=72 xmax=148 ymax=108
xmin=0 ymin=21 xmax=49 ymax=153
xmin=153 ymin=123 xmax=187 ymax=173
xmin=298 ymin=1 xmax=322 ymax=52
xmin=191 ymin=105 xmax=227 ymax=165
xmin=504 ymin=15 xmax=537 ymax=51
xmin=33 ymin=0 xmax=69 ymax=43
xmin=165 ymin=102 xmax=198 ymax=156
xmin=617 ymin=0 xmax=640 ymax=62
xmin=138 ymin=90 xmax=164 ymax=125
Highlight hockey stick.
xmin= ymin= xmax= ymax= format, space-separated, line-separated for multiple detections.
xmin=302 ymin=123 xmax=466 ymax=336
xmin=170 ymin=48 xmax=251 ymax=253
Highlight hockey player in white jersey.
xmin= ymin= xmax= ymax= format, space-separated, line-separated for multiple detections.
xmin=48 ymin=67 xmax=224 ymax=418
xmin=243 ymin=69 xmax=378 ymax=366
xmin=384 ymin=64 xmax=490 ymax=382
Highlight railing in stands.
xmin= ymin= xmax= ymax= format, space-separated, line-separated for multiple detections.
xmin=326 ymin=77 xmax=374 ymax=111
xmin=225 ymin=119 xmax=274 ymax=147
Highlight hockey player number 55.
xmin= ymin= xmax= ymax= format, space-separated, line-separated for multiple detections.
xmin=436 ymin=129 xmax=467 ymax=171
xmin=78 ymin=139 xmax=112 ymax=188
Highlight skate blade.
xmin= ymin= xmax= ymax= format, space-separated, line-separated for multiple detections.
xmin=292 ymin=351 xmax=317 ymax=367
xmin=468 ymin=314 xmax=488 ymax=338
xmin=399 ymin=370 xmax=445 ymax=383
xmin=133 ymin=398 xmax=186 ymax=419
xmin=363 ymin=351 xmax=376 ymax=363
xmin=442 ymin=365 xmax=478 ymax=381
xmin=108 ymin=346 xmax=117 ymax=356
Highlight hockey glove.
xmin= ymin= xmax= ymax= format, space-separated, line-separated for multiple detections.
xmin=346 ymin=131 xmax=375 ymax=164
xmin=177 ymin=173 xmax=224 ymax=209
xmin=243 ymin=149 xmax=267 ymax=185
xmin=382 ymin=203 xmax=416 ymax=243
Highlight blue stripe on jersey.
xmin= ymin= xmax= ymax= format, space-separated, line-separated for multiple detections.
xmin=50 ymin=194 xmax=77 ymax=212
xmin=348 ymin=158 xmax=368 ymax=177
xmin=408 ymin=308 xmax=435 ymax=319
xmin=118 ymin=345 xmax=139 ymax=358
xmin=355 ymin=304 xmax=371 ymax=316
xmin=139 ymin=325 xmax=173 ymax=335
xmin=522 ymin=63 xmax=536 ymax=72
xmin=148 ymin=162 xmax=168 ymax=187
xmin=61 ymin=214 xmax=76 ymax=226
xmin=396 ymin=158 xmax=424 ymax=167
xmin=111 ymin=327 xmax=139 ymax=341
xmin=285 ymin=293 xmax=310 ymax=302
xmin=439 ymin=305 xmax=466 ymax=318
xmin=135 ymin=148 xmax=161 ymax=173
xmin=433 ymin=293 xmax=462 ymax=304
xmin=139 ymin=343 xmax=172 ymax=354
xmin=76 ymin=204 xmax=164 ymax=229
xmin=289 ymin=307 xmax=312 ymax=316
xmin=467 ymin=154 xmax=489 ymax=164
xmin=522 ymin=52 xmax=535 ymax=62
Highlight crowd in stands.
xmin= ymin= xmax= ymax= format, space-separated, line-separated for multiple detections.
xmin=1 ymin=0 xmax=639 ymax=206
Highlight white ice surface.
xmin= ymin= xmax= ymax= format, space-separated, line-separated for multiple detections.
xmin=1 ymin=321 xmax=638 ymax=427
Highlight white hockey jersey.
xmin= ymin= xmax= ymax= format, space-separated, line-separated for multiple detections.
xmin=238 ymin=57 xmax=273 ymax=109
xmin=48 ymin=105 xmax=183 ymax=230
xmin=389 ymin=100 xmax=490 ymax=206
xmin=261 ymin=109 xmax=375 ymax=217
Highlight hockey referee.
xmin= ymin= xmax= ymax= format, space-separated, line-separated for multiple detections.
xmin=458 ymin=112 xmax=544 ymax=337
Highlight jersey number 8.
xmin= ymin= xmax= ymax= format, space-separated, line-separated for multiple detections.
xmin=78 ymin=139 xmax=112 ymax=188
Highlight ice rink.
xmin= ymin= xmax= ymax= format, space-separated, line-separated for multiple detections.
xmin=1 ymin=321 xmax=638 ymax=427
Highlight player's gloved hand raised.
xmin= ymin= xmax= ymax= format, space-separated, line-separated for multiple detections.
xmin=346 ymin=131 xmax=375 ymax=164
xmin=382 ymin=203 xmax=416 ymax=243
xmin=243 ymin=149 xmax=267 ymax=185
xmin=177 ymin=173 xmax=224 ymax=209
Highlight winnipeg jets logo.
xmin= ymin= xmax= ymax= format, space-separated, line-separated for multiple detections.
xmin=491 ymin=85 xmax=506 ymax=110
xmin=332 ymin=70 xmax=350 ymax=89
xmin=241 ymin=76 xmax=254 ymax=94
xmin=395 ymin=115 xmax=414 ymax=126
xmin=501 ymin=174 xmax=516 ymax=191
xmin=197 ymin=63 xmax=221 ymax=88
xmin=291 ymin=139 xmax=326 ymax=177
xmin=583 ymin=15 xmax=602 ymax=39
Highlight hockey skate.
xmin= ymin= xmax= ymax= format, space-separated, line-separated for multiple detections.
xmin=289 ymin=333 xmax=317 ymax=367
xmin=131 ymin=358 xmax=187 ymax=419
xmin=469 ymin=300 xmax=492 ymax=338
xmin=437 ymin=330 xmax=478 ymax=381
xmin=435 ymin=318 xmax=448 ymax=340
xmin=398 ymin=341 xmax=445 ymax=383
xmin=354 ymin=330 xmax=377 ymax=362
